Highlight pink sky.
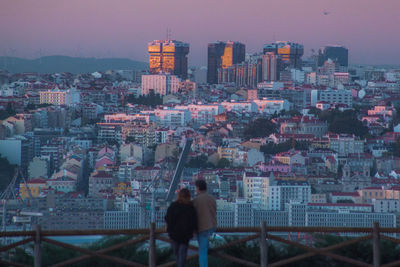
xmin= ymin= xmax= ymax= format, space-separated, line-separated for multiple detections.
xmin=1 ymin=0 xmax=399 ymax=66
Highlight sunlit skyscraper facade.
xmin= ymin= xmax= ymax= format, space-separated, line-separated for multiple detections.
xmin=263 ymin=41 xmax=303 ymax=70
xmin=148 ymin=40 xmax=189 ymax=79
xmin=207 ymin=41 xmax=245 ymax=84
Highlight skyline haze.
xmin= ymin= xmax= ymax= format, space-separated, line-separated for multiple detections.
xmin=1 ymin=0 xmax=399 ymax=66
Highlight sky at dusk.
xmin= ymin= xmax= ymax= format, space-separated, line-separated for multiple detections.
xmin=1 ymin=0 xmax=399 ymax=66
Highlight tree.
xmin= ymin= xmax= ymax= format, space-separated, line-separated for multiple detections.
xmin=260 ymin=140 xmax=310 ymax=155
xmin=127 ymin=92 xmax=162 ymax=107
xmin=389 ymin=138 xmax=400 ymax=157
xmin=217 ymin=158 xmax=231 ymax=168
xmin=318 ymin=109 xmax=368 ymax=138
xmin=308 ymin=107 xmax=321 ymax=116
xmin=0 ymin=102 xmax=16 ymax=120
xmin=186 ymin=154 xmax=210 ymax=168
xmin=0 ymin=156 xmax=16 ymax=192
xmin=244 ymin=118 xmax=277 ymax=139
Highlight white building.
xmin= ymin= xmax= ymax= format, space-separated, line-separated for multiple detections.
xmin=373 ymin=199 xmax=400 ymax=213
xmin=220 ymin=101 xmax=258 ymax=113
xmin=311 ymin=88 xmax=352 ymax=107
xmin=234 ymin=199 xmax=253 ymax=227
xmin=252 ymin=99 xmax=290 ymax=114
xmin=174 ymin=104 xmax=224 ymax=124
xmin=269 ymin=180 xmax=311 ymax=211
xmin=307 ymin=203 xmax=372 ymax=213
xmin=306 ymin=211 xmax=395 ymax=228
xmin=243 ymin=172 xmax=270 ymax=208
xmin=141 ymin=74 xmax=180 ymax=96
xmin=327 ymin=133 xmax=364 ymax=156
xmin=40 ymin=87 xmax=80 ymax=106
xmin=151 ymin=108 xmax=191 ymax=127
xmin=104 ymin=113 xmax=152 ymax=124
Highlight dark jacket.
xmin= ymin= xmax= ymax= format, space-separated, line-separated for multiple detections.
xmin=165 ymin=201 xmax=198 ymax=244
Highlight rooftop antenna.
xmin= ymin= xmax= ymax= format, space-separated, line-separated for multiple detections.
xmin=166 ymin=28 xmax=172 ymax=41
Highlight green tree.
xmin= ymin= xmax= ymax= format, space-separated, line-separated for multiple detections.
xmin=318 ymin=109 xmax=368 ymax=138
xmin=244 ymin=118 xmax=277 ymax=139
xmin=127 ymin=92 xmax=162 ymax=107
xmin=217 ymin=158 xmax=231 ymax=168
xmin=186 ymin=154 xmax=210 ymax=168
xmin=0 ymin=156 xmax=16 ymax=192
xmin=260 ymin=140 xmax=310 ymax=155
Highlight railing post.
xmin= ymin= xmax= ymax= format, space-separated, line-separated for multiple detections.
xmin=34 ymin=224 xmax=42 ymax=267
xmin=149 ymin=222 xmax=156 ymax=267
xmin=260 ymin=221 xmax=268 ymax=267
xmin=373 ymin=222 xmax=380 ymax=267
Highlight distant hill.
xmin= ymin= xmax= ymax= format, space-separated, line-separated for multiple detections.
xmin=0 ymin=56 xmax=148 ymax=74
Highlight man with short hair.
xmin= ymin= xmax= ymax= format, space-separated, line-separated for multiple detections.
xmin=193 ymin=179 xmax=217 ymax=267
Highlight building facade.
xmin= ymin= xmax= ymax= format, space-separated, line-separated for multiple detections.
xmin=263 ymin=41 xmax=304 ymax=70
xmin=207 ymin=41 xmax=245 ymax=84
xmin=148 ymin=40 xmax=189 ymax=79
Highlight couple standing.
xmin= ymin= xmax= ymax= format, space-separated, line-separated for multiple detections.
xmin=165 ymin=180 xmax=217 ymax=267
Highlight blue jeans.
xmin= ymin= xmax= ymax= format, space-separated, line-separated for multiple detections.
xmin=197 ymin=228 xmax=215 ymax=267
xmin=171 ymin=240 xmax=188 ymax=267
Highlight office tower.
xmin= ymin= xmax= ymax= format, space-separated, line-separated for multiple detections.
xmin=263 ymin=41 xmax=304 ymax=70
xmin=207 ymin=41 xmax=245 ymax=84
xmin=262 ymin=52 xmax=279 ymax=81
xmin=148 ymin=40 xmax=189 ymax=79
xmin=318 ymin=45 xmax=348 ymax=68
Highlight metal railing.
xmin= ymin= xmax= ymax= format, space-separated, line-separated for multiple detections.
xmin=1 ymin=222 xmax=400 ymax=267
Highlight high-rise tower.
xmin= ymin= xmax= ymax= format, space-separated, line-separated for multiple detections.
xmin=263 ymin=41 xmax=303 ymax=70
xmin=207 ymin=41 xmax=245 ymax=84
xmin=262 ymin=52 xmax=279 ymax=81
xmin=148 ymin=40 xmax=189 ymax=79
xmin=318 ymin=45 xmax=348 ymax=68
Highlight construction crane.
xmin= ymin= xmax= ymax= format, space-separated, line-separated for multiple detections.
xmin=1 ymin=168 xmax=34 ymax=233
xmin=140 ymin=160 xmax=167 ymax=224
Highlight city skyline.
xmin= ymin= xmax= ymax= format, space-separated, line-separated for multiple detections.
xmin=1 ymin=0 xmax=399 ymax=66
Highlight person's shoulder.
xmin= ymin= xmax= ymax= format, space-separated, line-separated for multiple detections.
xmin=205 ymin=193 xmax=216 ymax=200
xmin=169 ymin=201 xmax=179 ymax=208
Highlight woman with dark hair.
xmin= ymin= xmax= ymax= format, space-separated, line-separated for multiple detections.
xmin=165 ymin=188 xmax=198 ymax=267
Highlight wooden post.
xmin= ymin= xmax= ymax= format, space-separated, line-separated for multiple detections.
xmin=260 ymin=221 xmax=268 ymax=267
xmin=149 ymin=222 xmax=156 ymax=267
xmin=373 ymin=222 xmax=380 ymax=267
xmin=34 ymin=225 xmax=41 ymax=267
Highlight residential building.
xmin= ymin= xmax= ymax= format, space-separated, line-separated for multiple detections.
xmin=243 ymin=172 xmax=270 ymax=208
xmin=269 ymin=180 xmax=311 ymax=211
xmin=311 ymin=88 xmax=353 ymax=107
xmin=141 ymin=74 xmax=180 ymax=96
xmin=327 ymin=134 xmax=364 ymax=156
xmin=39 ymin=88 xmax=80 ymax=106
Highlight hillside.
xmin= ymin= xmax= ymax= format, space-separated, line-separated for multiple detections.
xmin=0 ymin=56 xmax=148 ymax=74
